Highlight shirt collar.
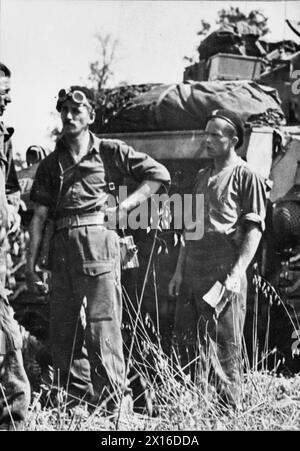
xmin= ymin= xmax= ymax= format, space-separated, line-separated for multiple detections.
xmin=89 ymin=132 xmax=101 ymax=155
xmin=56 ymin=131 xmax=99 ymax=155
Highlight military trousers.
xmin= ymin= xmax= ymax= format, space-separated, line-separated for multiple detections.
xmin=50 ymin=225 xmax=129 ymax=408
xmin=174 ymin=234 xmax=247 ymax=407
xmin=0 ymin=298 xmax=31 ymax=430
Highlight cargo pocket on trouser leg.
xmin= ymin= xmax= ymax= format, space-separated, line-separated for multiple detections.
xmin=82 ymin=260 xmax=116 ymax=322
xmin=80 ymin=259 xmax=124 ymax=402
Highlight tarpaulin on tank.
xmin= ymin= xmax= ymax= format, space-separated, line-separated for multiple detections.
xmin=105 ymin=81 xmax=285 ymax=132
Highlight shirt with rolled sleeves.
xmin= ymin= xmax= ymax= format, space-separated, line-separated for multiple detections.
xmin=186 ymin=157 xmax=268 ymax=243
xmin=30 ymin=132 xmax=171 ymax=217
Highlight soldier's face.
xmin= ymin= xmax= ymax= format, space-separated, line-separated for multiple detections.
xmin=204 ymin=118 xmax=235 ymax=159
xmin=60 ymin=99 xmax=94 ymax=137
xmin=0 ymin=77 xmax=11 ymax=116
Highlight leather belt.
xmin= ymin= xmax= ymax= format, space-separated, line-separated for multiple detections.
xmin=55 ymin=212 xmax=106 ymax=230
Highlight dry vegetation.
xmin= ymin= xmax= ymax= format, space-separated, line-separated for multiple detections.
xmin=6 ymin=227 xmax=300 ymax=431
xmin=23 ymin=350 xmax=300 ymax=431
xmin=23 ymin=297 xmax=300 ymax=432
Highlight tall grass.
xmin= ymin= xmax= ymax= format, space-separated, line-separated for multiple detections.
xmin=23 ymin=235 xmax=300 ymax=431
xmin=25 ymin=322 xmax=300 ymax=431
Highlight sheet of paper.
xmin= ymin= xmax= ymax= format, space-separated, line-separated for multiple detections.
xmin=202 ymin=281 xmax=225 ymax=308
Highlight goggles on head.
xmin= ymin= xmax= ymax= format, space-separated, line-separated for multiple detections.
xmin=57 ymin=89 xmax=92 ymax=110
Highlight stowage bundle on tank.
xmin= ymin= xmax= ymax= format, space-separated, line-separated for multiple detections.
xmin=101 ymin=81 xmax=286 ymax=133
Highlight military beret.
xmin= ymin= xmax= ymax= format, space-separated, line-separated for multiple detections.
xmin=206 ymin=109 xmax=244 ymax=148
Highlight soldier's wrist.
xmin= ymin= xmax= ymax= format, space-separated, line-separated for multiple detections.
xmin=118 ymin=202 xmax=132 ymax=215
xmin=174 ymin=267 xmax=183 ymax=277
xmin=229 ymin=267 xmax=244 ymax=278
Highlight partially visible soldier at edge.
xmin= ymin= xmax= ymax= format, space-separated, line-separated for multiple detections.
xmin=0 ymin=62 xmax=31 ymax=430
xmin=169 ymin=109 xmax=268 ymax=409
xmin=26 ymin=85 xmax=170 ymax=416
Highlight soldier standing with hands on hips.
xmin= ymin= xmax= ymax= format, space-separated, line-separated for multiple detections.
xmin=26 ymin=85 xmax=170 ymax=415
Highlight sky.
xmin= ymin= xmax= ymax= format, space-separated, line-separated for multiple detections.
xmin=0 ymin=0 xmax=299 ymax=158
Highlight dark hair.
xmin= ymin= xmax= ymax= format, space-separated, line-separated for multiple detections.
xmin=205 ymin=109 xmax=244 ymax=148
xmin=0 ymin=63 xmax=11 ymax=78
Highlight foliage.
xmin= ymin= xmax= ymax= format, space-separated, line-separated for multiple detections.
xmin=46 ymin=32 xmax=155 ymax=135
xmin=5 ymin=215 xmax=300 ymax=431
xmin=23 ymin=302 xmax=300 ymax=431
xmin=197 ymin=19 xmax=211 ymax=37
xmin=90 ymin=83 xmax=156 ymax=133
xmin=24 ymin=362 xmax=300 ymax=431
xmin=88 ymin=33 xmax=119 ymax=91
xmin=49 ymin=33 xmax=120 ymax=141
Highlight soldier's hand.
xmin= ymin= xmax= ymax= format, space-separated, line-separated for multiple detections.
xmin=25 ymin=270 xmax=49 ymax=295
xmin=224 ymin=272 xmax=241 ymax=294
xmin=168 ymin=272 xmax=183 ymax=297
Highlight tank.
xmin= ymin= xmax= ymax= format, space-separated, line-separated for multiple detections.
xmin=12 ymin=23 xmax=300 ymax=374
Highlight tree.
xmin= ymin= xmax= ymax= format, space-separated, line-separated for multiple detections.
xmin=85 ymin=32 xmax=156 ymax=132
xmin=49 ymin=33 xmax=119 ymax=143
xmin=48 ymin=31 xmax=154 ymax=136
xmin=88 ymin=33 xmax=119 ymax=91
